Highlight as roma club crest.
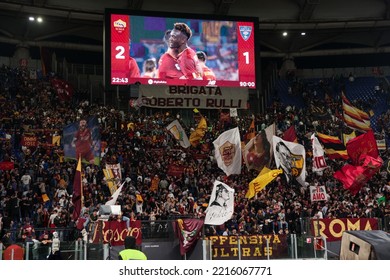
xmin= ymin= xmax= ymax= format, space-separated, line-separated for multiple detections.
xmin=219 ymin=141 xmax=236 ymax=167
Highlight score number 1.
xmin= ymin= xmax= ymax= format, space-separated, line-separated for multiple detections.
xmin=243 ymin=51 xmax=250 ymax=64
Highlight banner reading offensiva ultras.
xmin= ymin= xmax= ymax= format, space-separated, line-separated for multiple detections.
xmin=138 ymin=85 xmax=249 ymax=109
xmin=206 ymin=234 xmax=288 ymax=260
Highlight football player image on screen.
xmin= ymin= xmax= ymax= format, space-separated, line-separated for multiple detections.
xmin=158 ymin=22 xmax=202 ymax=80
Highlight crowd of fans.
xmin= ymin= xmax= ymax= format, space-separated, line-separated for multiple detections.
xmin=0 ymin=65 xmax=390 ymax=249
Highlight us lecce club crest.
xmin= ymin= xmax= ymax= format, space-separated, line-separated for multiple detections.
xmin=239 ymin=26 xmax=252 ymax=41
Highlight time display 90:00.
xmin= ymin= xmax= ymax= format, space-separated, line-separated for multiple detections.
xmin=239 ymin=81 xmax=255 ymax=87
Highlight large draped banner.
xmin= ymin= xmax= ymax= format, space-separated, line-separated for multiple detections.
xmin=90 ymin=220 xmax=142 ymax=246
xmin=167 ymin=164 xmax=185 ymax=177
xmin=0 ymin=161 xmax=14 ymax=170
xmin=311 ymin=218 xmax=378 ymax=242
xmin=139 ymin=85 xmax=248 ymax=109
xmin=63 ymin=116 xmax=101 ymax=165
xmin=206 ymin=234 xmax=288 ymax=260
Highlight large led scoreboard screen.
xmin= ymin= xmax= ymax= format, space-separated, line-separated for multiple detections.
xmin=105 ymin=9 xmax=259 ymax=89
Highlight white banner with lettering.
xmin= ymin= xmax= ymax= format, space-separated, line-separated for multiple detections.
xmin=309 ymin=185 xmax=328 ymax=202
xmin=138 ymin=85 xmax=248 ymax=109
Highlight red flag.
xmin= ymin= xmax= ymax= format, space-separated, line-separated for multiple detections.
xmin=50 ymin=78 xmax=74 ymax=102
xmin=174 ymin=218 xmax=204 ymax=256
xmin=0 ymin=161 xmax=14 ymax=170
xmin=346 ymin=130 xmax=379 ymax=166
xmin=282 ymin=126 xmax=298 ymax=143
xmin=334 ymin=155 xmax=383 ymax=195
xmin=219 ymin=111 xmax=231 ymax=123
xmin=72 ymin=157 xmax=82 ymax=221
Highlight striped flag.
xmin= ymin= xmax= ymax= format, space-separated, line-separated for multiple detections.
xmin=316 ymin=132 xmax=348 ymax=160
xmin=342 ymin=92 xmax=371 ymax=131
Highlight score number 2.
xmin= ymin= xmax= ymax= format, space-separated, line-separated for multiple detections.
xmin=115 ymin=46 xmax=125 ymax=59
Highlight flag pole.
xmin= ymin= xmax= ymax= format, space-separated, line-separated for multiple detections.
xmin=79 ymin=155 xmax=84 ymax=211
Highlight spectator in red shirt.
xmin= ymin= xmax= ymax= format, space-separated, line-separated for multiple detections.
xmin=158 ymin=23 xmax=202 ymax=80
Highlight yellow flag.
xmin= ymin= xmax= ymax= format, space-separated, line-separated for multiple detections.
xmin=42 ymin=193 xmax=50 ymax=202
xmin=342 ymin=131 xmax=356 ymax=145
xmin=150 ymin=176 xmax=160 ymax=192
xmin=103 ymin=169 xmax=117 ymax=195
xmin=193 ymin=108 xmax=199 ymax=113
xmin=52 ymin=135 xmax=61 ymax=146
xmin=245 ymin=167 xmax=283 ymax=199
xmin=189 ymin=117 xmax=207 ymax=147
xmin=136 ymin=194 xmax=144 ymax=202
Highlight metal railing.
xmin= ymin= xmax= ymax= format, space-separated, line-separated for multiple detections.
xmin=1 ymin=217 xmax=389 ymax=260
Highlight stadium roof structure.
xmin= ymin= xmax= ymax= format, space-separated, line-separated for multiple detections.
xmin=1 ymin=0 xmax=390 ymax=64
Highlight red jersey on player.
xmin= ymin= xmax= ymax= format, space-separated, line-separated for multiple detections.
xmin=201 ymin=65 xmax=216 ymax=80
xmin=74 ymin=123 xmax=94 ymax=163
xmin=128 ymin=57 xmax=140 ymax=78
xmin=158 ymin=47 xmax=202 ymax=79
